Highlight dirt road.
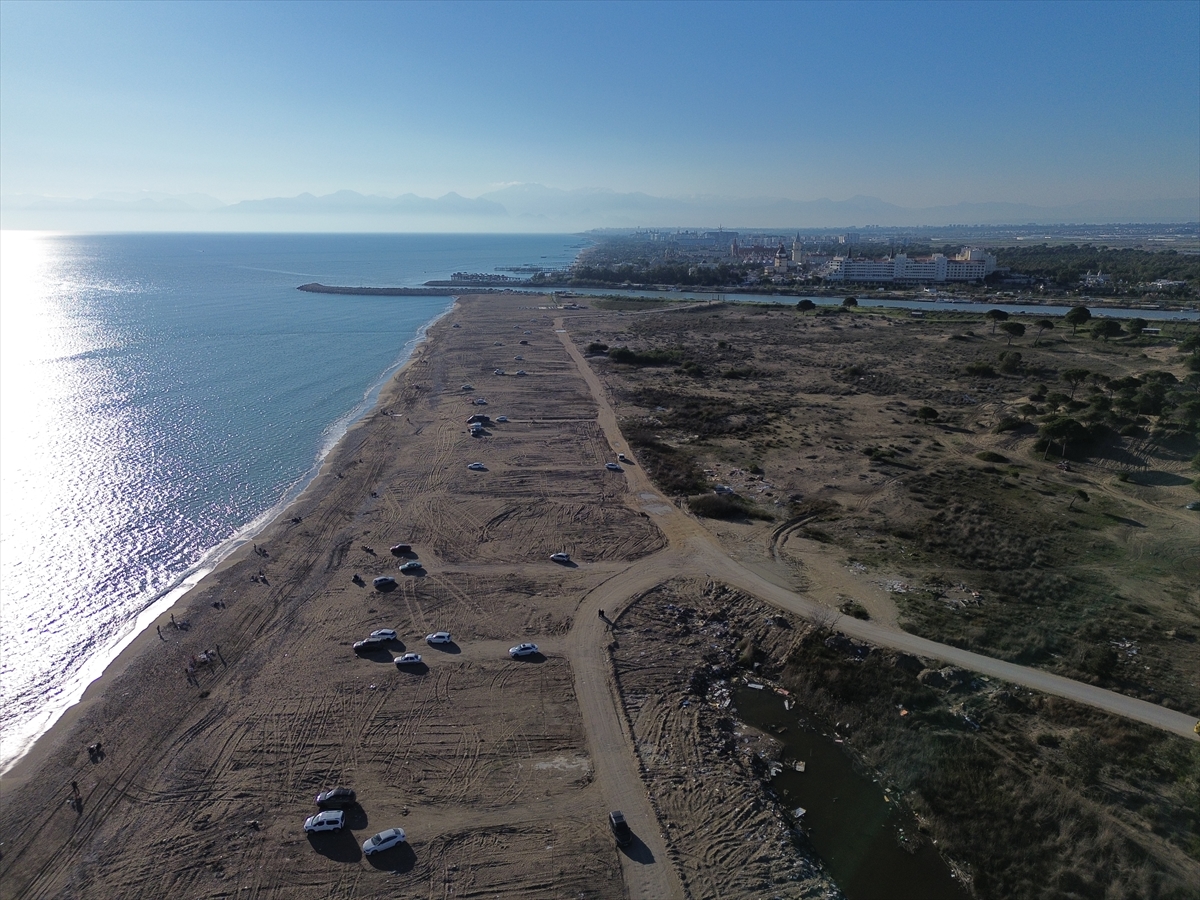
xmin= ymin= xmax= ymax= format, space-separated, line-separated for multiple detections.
xmin=554 ymin=317 xmax=1200 ymax=743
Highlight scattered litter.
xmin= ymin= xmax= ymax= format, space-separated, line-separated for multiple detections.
xmin=1111 ymin=638 xmax=1139 ymax=658
xmin=900 ymin=708 xmax=909 ymax=716
xmin=849 ymin=562 xmax=868 ymax=574
xmin=883 ymin=580 xmax=909 ymax=593
xmin=792 ymin=761 xmax=806 ymax=773
xmin=792 ymin=806 xmax=807 ymax=818
xmin=747 ymin=683 xmax=765 ymax=690
xmin=769 ymin=762 xmax=783 ymax=778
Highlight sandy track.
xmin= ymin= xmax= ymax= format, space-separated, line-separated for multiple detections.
xmin=553 ymin=315 xmax=1199 ymax=742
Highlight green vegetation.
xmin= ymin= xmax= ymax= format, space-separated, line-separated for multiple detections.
xmin=781 ymin=631 xmax=1200 ymax=900
xmin=688 ymin=493 xmax=773 ymax=521
xmin=992 ymin=244 xmax=1200 ymax=289
xmin=565 ymin=262 xmax=748 ymax=286
xmin=607 ymin=346 xmax=684 ymax=366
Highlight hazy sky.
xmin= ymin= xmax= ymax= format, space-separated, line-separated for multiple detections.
xmin=2 ymin=0 xmax=1198 ymax=210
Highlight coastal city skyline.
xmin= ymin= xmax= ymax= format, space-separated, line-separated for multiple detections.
xmin=2 ymin=0 xmax=1198 ymax=231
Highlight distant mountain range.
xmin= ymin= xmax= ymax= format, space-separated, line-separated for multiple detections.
xmin=3 ymin=185 xmax=1197 ymax=230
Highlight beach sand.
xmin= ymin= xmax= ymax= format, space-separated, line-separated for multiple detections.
xmin=0 ymin=294 xmax=681 ymax=899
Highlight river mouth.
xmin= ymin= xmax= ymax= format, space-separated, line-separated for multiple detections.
xmin=735 ymin=685 xmax=968 ymax=900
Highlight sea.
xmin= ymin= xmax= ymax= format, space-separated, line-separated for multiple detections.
xmin=0 ymin=231 xmax=584 ymax=775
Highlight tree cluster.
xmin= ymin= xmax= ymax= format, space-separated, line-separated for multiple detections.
xmin=992 ymin=244 xmax=1199 ymax=289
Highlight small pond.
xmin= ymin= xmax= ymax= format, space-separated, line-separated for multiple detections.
xmin=735 ymin=685 xmax=968 ymax=900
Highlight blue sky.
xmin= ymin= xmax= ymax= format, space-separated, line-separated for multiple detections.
xmin=1 ymin=0 xmax=1197 ymax=222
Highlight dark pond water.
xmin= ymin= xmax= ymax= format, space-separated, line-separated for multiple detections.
xmin=735 ymin=686 xmax=968 ymax=900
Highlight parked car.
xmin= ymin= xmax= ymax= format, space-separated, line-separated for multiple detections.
xmin=515 ymin=370 xmax=527 ymax=376
xmin=394 ymin=652 xmax=423 ymax=666
xmin=549 ymin=552 xmax=571 ymax=563
xmin=495 ymin=415 xmax=508 ymax=423
xmin=362 ymin=827 xmax=406 ymax=856
xmin=523 ymin=330 xmax=532 ymax=334
xmin=509 ymin=642 xmax=539 ymax=658
xmin=605 ymin=462 xmax=623 ymax=472
xmin=514 ymin=355 xmax=524 ymax=360
xmin=369 ymin=629 xmax=397 ymax=641
xmin=354 ymin=637 xmax=388 ymax=653
xmin=304 ymin=810 xmax=345 ymax=833
xmin=373 ymin=576 xmax=397 ymax=589
xmin=399 ymin=560 xmax=423 ymax=573
xmin=426 ymin=631 xmax=452 ymax=644
xmin=460 ymin=384 xmax=473 ymax=391
xmin=389 ymin=543 xmax=411 ymax=555
xmin=315 ymin=787 xmax=357 ymax=809
xmin=609 ymin=810 xmax=632 ymax=847
xmin=467 ymin=462 xmax=487 ymax=471
xmin=617 ymin=453 xmax=630 ymax=463
xmin=493 ymin=369 xmax=504 ymax=375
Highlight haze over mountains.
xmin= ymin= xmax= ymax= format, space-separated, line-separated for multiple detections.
xmin=3 ymin=184 xmax=1196 ymax=232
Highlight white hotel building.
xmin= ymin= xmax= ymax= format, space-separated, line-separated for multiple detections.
xmin=823 ymin=247 xmax=997 ymax=284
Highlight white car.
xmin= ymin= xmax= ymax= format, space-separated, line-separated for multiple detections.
xmin=394 ymin=652 xmax=423 ymax=666
xmin=304 ymin=810 xmax=345 ymax=833
xmin=460 ymin=384 xmax=473 ymax=391
xmin=617 ymin=453 xmax=630 ymax=463
xmin=523 ymin=330 xmax=532 ymax=334
xmin=549 ymin=552 xmax=571 ymax=564
xmin=495 ymin=415 xmax=508 ymax=423
xmin=605 ymin=462 xmax=623 ymax=472
xmin=467 ymin=462 xmax=487 ymax=471
xmin=362 ymin=827 xmax=406 ymax=856
xmin=515 ymin=370 xmax=527 ymax=376
xmin=509 ymin=642 xmax=539 ymax=658
xmin=493 ymin=368 xmax=505 ymax=375
xmin=514 ymin=355 xmax=524 ymax=360
xmin=426 ymin=631 xmax=452 ymax=644
xmin=370 ymin=629 xmax=397 ymax=641
xmin=473 ymin=398 xmax=488 ymax=405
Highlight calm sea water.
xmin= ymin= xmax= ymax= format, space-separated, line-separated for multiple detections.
xmin=0 ymin=231 xmax=583 ymax=773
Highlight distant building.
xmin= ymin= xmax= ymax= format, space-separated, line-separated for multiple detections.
xmin=1081 ymin=271 xmax=1111 ymax=287
xmin=773 ymin=244 xmax=790 ymax=273
xmin=823 ymin=247 xmax=996 ymax=284
xmin=838 ymin=232 xmax=860 ymax=245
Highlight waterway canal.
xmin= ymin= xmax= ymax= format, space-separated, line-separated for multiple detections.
xmin=735 ymin=685 xmax=968 ymax=900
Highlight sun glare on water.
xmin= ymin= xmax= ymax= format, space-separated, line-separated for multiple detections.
xmin=0 ymin=230 xmax=139 ymax=772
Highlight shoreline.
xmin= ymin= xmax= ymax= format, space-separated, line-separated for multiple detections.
xmin=0 ymin=299 xmax=456 ymax=789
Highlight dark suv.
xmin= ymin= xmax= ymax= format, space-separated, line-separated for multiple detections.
xmin=315 ymin=787 xmax=357 ymax=809
xmin=609 ymin=810 xmax=632 ymax=847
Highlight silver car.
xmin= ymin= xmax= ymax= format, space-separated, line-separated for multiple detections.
xmin=362 ymin=827 xmax=406 ymax=855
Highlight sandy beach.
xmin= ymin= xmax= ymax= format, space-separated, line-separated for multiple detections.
xmin=0 ymin=293 xmax=691 ymax=899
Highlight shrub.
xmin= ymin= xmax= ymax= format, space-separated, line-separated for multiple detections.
xmin=688 ymin=493 xmax=772 ymax=521
xmin=976 ymin=451 xmax=1009 ymax=463
xmin=966 ymin=361 xmax=997 ymax=377
xmin=586 ymin=342 xmax=609 ymax=354
xmin=994 ymin=417 xmax=1022 ymax=433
